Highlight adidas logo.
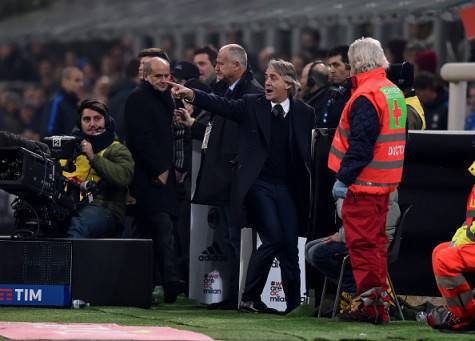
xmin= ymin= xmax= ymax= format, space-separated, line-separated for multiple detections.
xmin=198 ymin=242 xmax=228 ymax=262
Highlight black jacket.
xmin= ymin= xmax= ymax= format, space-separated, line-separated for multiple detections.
xmin=108 ymin=78 xmax=137 ymax=142
xmin=192 ymin=69 xmax=263 ymax=205
xmin=305 ymin=86 xmax=328 ymax=121
xmin=41 ymin=88 xmax=79 ymax=137
xmin=314 ymin=83 xmax=351 ymax=129
xmin=124 ymin=81 xmax=178 ymax=216
xmin=192 ymin=90 xmax=315 ymax=236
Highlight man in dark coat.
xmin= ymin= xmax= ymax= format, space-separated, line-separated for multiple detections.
xmin=124 ymin=57 xmax=183 ymax=303
xmin=192 ymin=45 xmax=263 ymax=206
xmin=178 ymin=44 xmax=262 ymax=310
xmin=172 ymin=59 xmax=314 ymax=313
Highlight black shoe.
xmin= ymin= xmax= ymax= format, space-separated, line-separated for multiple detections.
xmin=163 ymin=280 xmax=186 ymax=303
xmin=239 ymin=299 xmax=280 ymax=314
xmin=207 ymin=299 xmax=238 ymax=310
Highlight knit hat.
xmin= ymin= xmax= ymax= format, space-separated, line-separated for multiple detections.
xmin=173 ymin=61 xmax=200 ymax=81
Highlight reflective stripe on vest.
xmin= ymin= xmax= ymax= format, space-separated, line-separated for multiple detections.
xmin=436 ymin=275 xmax=467 ymax=289
xmin=353 ymin=179 xmax=401 ymax=187
xmin=330 ymin=145 xmax=404 ymax=170
xmin=337 ymin=126 xmax=406 ymax=143
xmin=445 ymin=290 xmax=473 ymax=308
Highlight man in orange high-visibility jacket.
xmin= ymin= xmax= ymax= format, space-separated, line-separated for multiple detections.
xmin=328 ymin=37 xmax=406 ymax=325
xmin=427 ymin=162 xmax=475 ymax=332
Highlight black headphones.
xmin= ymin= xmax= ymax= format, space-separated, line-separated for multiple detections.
xmin=78 ymin=99 xmax=114 ymax=130
xmin=386 ymin=62 xmax=414 ymax=91
xmin=307 ymin=60 xmax=326 ymax=88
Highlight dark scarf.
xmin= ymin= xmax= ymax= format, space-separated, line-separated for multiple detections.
xmin=75 ymin=129 xmax=115 ymax=154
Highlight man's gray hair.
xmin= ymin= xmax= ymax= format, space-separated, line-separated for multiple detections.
xmin=268 ymin=59 xmax=301 ymax=97
xmin=143 ymin=61 xmax=152 ymax=77
xmin=222 ymin=44 xmax=247 ymax=68
xmin=348 ymin=37 xmax=389 ymax=74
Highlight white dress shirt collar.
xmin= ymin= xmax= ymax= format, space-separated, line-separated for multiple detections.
xmin=228 ymin=79 xmax=240 ymax=92
xmin=271 ymin=98 xmax=290 ymax=118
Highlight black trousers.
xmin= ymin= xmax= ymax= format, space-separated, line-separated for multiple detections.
xmin=242 ymin=178 xmax=301 ymax=311
xmin=138 ymin=211 xmax=179 ymax=286
xmin=219 ymin=204 xmax=241 ymax=304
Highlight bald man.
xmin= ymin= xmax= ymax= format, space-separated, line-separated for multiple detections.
xmin=124 ymin=57 xmax=184 ymax=304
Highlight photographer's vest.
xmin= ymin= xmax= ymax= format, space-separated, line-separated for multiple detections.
xmin=61 ymin=141 xmax=119 ymax=183
xmin=328 ymin=67 xmax=406 ymax=195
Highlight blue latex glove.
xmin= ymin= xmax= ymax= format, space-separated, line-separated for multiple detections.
xmin=332 ymin=180 xmax=348 ymax=200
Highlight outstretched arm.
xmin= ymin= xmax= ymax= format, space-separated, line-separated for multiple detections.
xmin=168 ymin=81 xmax=246 ymax=123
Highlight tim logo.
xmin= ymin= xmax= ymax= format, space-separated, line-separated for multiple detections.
xmin=0 ymin=288 xmax=13 ymax=301
xmin=0 ymin=288 xmax=42 ymax=302
xmin=199 ymin=242 xmax=227 ymax=262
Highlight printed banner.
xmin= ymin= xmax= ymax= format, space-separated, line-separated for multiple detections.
xmin=188 ymin=142 xmax=234 ymax=304
xmin=0 ymin=284 xmax=70 ymax=307
xmin=260 ymin=237 xmax=307 ymax=312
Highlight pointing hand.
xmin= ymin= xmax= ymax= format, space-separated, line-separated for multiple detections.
xmin=167 ymin=81 xmax=194 ymax=101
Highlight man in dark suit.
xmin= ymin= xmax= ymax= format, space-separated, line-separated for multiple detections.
xmin=171 ymin=59 xmax=314 ymax=313
xmin=177 ymin=44 xmax=262 ymax=310
xmin=124 ymin=57 xmax=183 ymax=303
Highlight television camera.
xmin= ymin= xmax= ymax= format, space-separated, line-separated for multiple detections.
xmin=0 ymin=132 xmax=94 ymax=238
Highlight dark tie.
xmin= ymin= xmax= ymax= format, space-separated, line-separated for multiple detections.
xmin=224 ymin=88 xmax=233 ymax=98
xmin=272 ymin=104 xmax=284 ymax=119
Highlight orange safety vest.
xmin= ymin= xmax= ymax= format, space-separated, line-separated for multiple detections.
xmin=467 ymin=185 xmax=475 ymax=227
xmin=328 ymin=67 xmax=406 ymax=195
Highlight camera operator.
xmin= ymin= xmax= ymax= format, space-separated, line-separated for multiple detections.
xmin=300 ymin=60 xmax=330 ymax=114
xmin=64 ymin=99 xmax=134 ymax=238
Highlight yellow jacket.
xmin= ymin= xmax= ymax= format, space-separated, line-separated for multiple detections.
xmin=451 ymin=222 xmax=475 ymax=247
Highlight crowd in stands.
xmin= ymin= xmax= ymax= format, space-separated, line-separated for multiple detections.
xmin=0 ymin=26 xmax=475 ymax=140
